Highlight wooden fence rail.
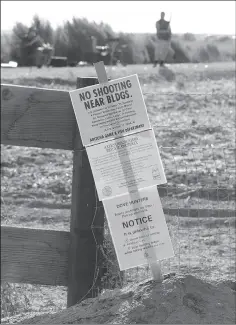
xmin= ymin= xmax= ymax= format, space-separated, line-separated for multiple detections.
xmin=1 ymin=84 xmax=76 ymax=150
xmin=1 ymin=227 xmax=69 ymax=286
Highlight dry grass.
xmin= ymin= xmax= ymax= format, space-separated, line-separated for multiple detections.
xmin=1 ymin=62 xmax=235 ymax=319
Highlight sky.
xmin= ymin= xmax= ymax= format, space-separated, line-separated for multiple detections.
xmin=1 ymin=1 xmax=235 ymax=35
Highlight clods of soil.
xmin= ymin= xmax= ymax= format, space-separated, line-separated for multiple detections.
xmin=2 ymin=274 xmax=235 ymax=324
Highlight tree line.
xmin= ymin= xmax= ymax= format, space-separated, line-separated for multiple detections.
xmin=1 ymin=15 xmax=235 ymax=66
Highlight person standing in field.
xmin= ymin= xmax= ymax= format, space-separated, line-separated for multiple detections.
xmin=154 ymin=12 xmax=172 ymax=67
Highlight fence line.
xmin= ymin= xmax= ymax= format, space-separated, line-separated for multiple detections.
xmin=143 ymin=92 xmax=236 ymax=96
xmin=2 ymin=144 xmax=235 ymax=294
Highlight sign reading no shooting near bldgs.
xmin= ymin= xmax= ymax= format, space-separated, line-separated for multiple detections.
xmin=69 ymin=74 xmax=151 ymax=147
xmin=86 ymin=129 xmax=167 ymax=201
xmin=103 ymin=186 xmax=174 ymax=270
xmin=69 ymin=64 xmax=173 ymax=272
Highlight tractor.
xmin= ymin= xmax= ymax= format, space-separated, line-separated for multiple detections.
xmin=86 ymin=36 xmax=127 ymax=66
xmin=17 ymin=26 xmax=54 ymax=67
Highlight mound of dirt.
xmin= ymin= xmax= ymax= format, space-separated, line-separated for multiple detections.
xmin=2 ymin=274 xmax=235 ymax=324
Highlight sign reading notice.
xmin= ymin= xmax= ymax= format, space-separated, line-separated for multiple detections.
xmin=69 ymin=74 xmax=151 ymax=146
xmin=86 ymin=129 xmax=167 ymax=201
xmin=103 ymin=186 xmax=174 ymax=270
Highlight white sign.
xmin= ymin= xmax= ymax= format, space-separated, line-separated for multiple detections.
xmin=103 ymin=186 xmax=174 ymax=270
xmin=69 ymin=75 xmax=151 ymax=146
xmin=86 ymin=129 xmax=167 ymax=201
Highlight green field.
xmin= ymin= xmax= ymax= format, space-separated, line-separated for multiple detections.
xmin=1 ymin=62 xmax=235 ymax=320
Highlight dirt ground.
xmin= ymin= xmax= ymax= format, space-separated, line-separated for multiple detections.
xmin=1 ymin=62 xmax=235 ymax=320
xmin=2 ymin=275 xmax=236 ymax=324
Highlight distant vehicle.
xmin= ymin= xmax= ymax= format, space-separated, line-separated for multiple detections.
xmin=49 ymin=56 xmax=68 ymax=67
xmin=77 ymin=61 xmax=90 ymax=67
xmin=1 ymin=61 xmax=18 ymax=68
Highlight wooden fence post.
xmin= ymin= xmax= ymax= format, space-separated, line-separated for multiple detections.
xmin=67 ymin=77 xmax=105 ymax=307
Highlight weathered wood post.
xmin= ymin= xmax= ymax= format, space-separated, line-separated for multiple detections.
xmin=67 ymin=77 xmax=105 ymax=307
